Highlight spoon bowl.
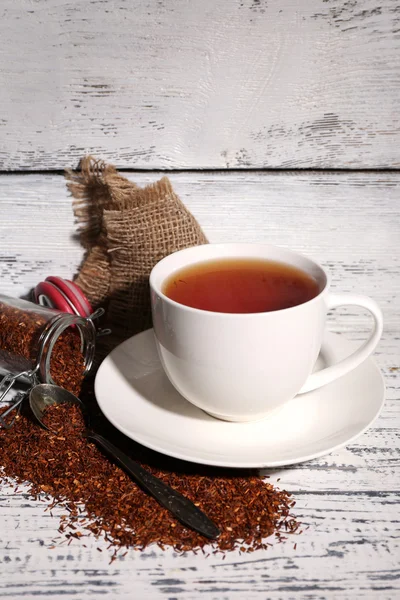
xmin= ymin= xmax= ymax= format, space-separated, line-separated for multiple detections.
xmin=29 ymin=383 xmax=85 ymax=432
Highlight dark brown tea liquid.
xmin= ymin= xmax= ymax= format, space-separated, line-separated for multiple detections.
xmin=162 ymin=258 xmax=320 ymax=313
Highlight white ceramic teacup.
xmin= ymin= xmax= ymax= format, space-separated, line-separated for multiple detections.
xmin=149 ymin=243 xmax=383 ymax=422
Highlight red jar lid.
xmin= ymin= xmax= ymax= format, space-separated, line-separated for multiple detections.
xmin=34 ymin=277 xmax=93 ymax=318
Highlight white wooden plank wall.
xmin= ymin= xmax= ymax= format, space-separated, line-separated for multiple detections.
xmin=0 ymin=0 xmax=399 ymax=170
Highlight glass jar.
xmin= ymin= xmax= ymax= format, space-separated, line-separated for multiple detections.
xmin=0 ymin=294 xmax=96 ymax=402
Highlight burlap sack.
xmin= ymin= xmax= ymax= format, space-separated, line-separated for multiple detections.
xmin=66 ymin=156 xmax=208 ymax=353
xmin=66 ymin=157 xmax=140 ymax=307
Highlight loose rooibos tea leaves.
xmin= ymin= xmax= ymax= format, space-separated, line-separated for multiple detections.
xmin=42 ymin=402 xmax=86 ymax=435
xmin=0 ymin=398 xmax=300 ymax=558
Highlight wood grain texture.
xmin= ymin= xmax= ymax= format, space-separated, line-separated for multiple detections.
xmin=0 ymin=0 xmax=399 ymax=170
xmin=0 ymin=171 xmax=399 ymax=598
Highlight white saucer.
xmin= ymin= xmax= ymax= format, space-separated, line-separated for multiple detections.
xmin=94 ymin=329 xmax=385 ymax=468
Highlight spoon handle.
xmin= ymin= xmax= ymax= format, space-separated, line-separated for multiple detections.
xmin=86 ymin=431 xmax=220 ymax=540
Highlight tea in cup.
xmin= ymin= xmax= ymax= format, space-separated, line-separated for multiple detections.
xmin=150 ymin=244 xmax=382 ymax=422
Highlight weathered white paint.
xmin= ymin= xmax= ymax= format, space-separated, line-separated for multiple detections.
xmin=0 ymin=0 xmax=399 ymax=170
xmin=0 ymin=171 xmax=399 ymax=598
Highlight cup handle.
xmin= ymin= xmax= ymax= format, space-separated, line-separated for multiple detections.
xmin=299 ymin=293 xmax=383 ymax=394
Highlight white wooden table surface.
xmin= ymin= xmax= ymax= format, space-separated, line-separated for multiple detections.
xmin=0 ymin=171 xmax=399 ymax=599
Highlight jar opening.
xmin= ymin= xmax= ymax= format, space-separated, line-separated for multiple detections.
xmin=36 ymin=314 xmax=96 ymax=392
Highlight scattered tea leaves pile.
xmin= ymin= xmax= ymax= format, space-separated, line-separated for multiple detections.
xmin=0 ymin=400 xmax=300 ymax=559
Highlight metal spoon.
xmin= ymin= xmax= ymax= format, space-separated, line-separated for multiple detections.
xmin=29 ymin=384 xmax=220 ymax=540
